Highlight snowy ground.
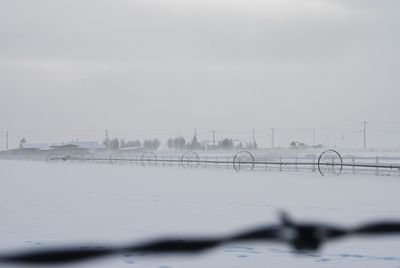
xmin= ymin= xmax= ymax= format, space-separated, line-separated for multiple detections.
xmin=1 ymin=160 xmax=400 ymax=268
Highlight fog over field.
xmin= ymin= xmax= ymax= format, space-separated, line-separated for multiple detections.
xmin=1 ymin=160 xmax=400 ymax=268
xmin=1 ymin=1 xmax=400 ymax=268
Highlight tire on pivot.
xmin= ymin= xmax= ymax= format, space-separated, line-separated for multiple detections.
xmin=317 ymin=149 xmax=343 ymax=176
xmin=80 ymin=153 xmax=95 ymax=162
xmin=109 ymin=152 xmax=124 ymax=165
xmin=45 ymin=154 xmax=58 ymax=162
xmin=141 ymin=152 xmax=158 ymax=166
xmin=233 ymin=151 xmax=255 ymax=172
xmin=181 ymin=151 xmax=200 ymax=168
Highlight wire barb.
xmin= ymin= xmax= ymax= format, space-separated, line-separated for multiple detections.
xmin=1 ymin=213 xmax=400 ymax=265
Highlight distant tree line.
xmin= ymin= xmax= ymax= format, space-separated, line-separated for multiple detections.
xmin=167 ymin=136 xmax=204 ymax=150
xmin=290 ymin=141 xmax=324 ymax=149
xmin=103 ymin=138 xmax=160 ymax=150
xmin=166 ymin=136 xmax=258 ymax=150
xmin=103 ymin=135 xmax=260 ymax=151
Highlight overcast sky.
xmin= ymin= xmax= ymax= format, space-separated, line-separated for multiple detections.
xmin=0 ymin=0 xmax=399 ymax=148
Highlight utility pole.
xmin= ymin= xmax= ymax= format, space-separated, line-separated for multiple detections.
xmin=212 ymin=130 xmax=216 ymax=150
xmin=362 ymin=121 xmax=367 ymax=149
xmin=105 ymin=129 xmax=109 ymax=149
xmin=6 ymin=131 xmax=9 ymax=150
xmin=312 ymin=128 xmax=315 ymax=146
xmin=341 ymin=133 xmax=344 ymax=147
xmin=271 ymin=128 xmax=275 ymax=149
xmin=252 ymin=129 xmax=255 ymax=145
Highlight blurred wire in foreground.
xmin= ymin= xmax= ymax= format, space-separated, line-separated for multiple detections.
xmin=1 ymin=212 xmax=400 ymax=265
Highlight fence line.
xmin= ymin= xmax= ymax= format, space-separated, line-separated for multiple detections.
xmin=2 ymin=149 xmax=400 ymax=177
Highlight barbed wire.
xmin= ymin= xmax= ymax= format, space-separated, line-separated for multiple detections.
xmin=1 ymin=212 xmax=400 ymax=266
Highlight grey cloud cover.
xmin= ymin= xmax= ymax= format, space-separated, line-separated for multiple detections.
xmin=0 ymin=0 xmax=399 ymax=147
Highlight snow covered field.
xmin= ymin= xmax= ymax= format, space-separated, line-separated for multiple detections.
xmin=1 ymin=160 xmax=400 ymax=268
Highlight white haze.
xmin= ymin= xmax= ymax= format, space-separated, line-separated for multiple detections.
xmin=0 ymin=0 xmax=399 ymax=148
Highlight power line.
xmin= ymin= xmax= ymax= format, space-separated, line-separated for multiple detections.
xmin=362 ymin=122 xmax=368 ymax=149
xmin=312 ymin=128 xmax=315 ymax=146
xmin=271 ymin=128 xmax=275 ymax=149
xmin=212 ymin=130 xmax=216 ymax=150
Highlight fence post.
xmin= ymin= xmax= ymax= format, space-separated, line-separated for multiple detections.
xmin=312 ymin=156 xmax=315 ymax=172
xmin=352 ymin=156 xmax=356 ymax=175
xmin=295 ymin=157 xmax=298 ymax=172
xmin=280 ymin=157 xmax=282 ymax=171
xmin=376 ymin=156 xmax=379 ymax=176
xmin=226 ymin=157 xmax=229 ymax=169
xmin=265 ymin=157 xmax=268 ymax=171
